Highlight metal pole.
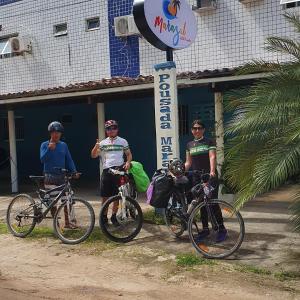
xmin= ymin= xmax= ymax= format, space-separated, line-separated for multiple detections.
xmin=166 ymin=48 xmax=173 ymax=62
xmin=97 ymin=103 xmax=105 ymax=186
xmin=8 ymin=110 xmax=18 ymax=193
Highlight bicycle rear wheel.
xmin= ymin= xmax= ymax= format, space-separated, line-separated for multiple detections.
xmin=53 ymin=198 xmax=95 ymax=245
xmin=6 ymin=194 xmax=37 ymax=238
xmin=165 ymin=201 xmax=186 ymax=237
xmin=99 ymin=195 xmax=143 ymax=243
xmin=188 ymin=199 xmax=245 ymax=259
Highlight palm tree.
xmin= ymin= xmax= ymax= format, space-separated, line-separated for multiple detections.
xmin=224 ymin=13 xmax=300 ymax=231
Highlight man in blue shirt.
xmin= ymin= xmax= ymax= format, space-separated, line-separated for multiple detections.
xmin=40 ymin=121 xmax=79 ymax=225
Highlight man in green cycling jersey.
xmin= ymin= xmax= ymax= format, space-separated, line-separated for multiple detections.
xmin=185 ymin=119 xmax=227 ymax=242
xmin=91 ymin=120 xmax=132 ymax=225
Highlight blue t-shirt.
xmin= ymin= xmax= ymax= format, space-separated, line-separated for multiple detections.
xmin=40 ymin=141 xmax=76 ymax=175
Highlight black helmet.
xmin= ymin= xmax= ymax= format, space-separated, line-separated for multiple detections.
xmin=48 ymin=121 xmax=64 ymax=133
xmin=168 ymin=159 xmax=185 ymax=177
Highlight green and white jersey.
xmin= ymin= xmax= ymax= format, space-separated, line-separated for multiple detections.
xmin=99 ymin=136 xmax=129 ymax=169
xmin=186 ymin=137 xmax=216 ymax=172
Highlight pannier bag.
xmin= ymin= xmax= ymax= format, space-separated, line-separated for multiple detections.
xmin=128 ymin=161 xmax=150 ymax=193
xmin=148 ymin=170 xmax=173 ymax=208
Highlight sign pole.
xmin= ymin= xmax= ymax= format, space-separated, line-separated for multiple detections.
xmin=166 ymin=48 xmax=173 ymax=62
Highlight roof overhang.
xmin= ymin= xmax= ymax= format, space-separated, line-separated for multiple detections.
xmin=0 ymin=72 xmax=269 ymax=106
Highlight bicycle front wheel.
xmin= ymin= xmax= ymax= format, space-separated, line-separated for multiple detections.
xmin=164 ymin=201 xmax=186 ymax=238
xmin=99 ymin=195 xmax=143 ymax=243
xmin=188 ymin=199 xmax=245 ymax=259
xmin=6 ymin=194 xmax=37 ymax=238
xmin=53 ymin=198 xmax=95 ymax=245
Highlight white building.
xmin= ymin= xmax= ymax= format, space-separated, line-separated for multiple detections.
xmin=0 ymin=0 xmax=298 ymax=191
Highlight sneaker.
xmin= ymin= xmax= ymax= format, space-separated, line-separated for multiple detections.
xmin=195 ymin=228 xmax=210 ymax=243
xmin=216 ymin=228 xmax=228 ymax=243
xmin=111 ymin=214 xmax=120 ymax=227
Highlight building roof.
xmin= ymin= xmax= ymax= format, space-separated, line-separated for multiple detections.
xmin=0 ymin=68 xmax=236 ymax=100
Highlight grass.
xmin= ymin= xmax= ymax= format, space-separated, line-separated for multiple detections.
xmin=274 ymin=271 xmax=300 ymax=281
xmin=233 ymin=264 xmax=272 ymax=275
xmin=143 ymin=208 xmax=165 ymax=225
xmin=0 ymin=223 xmax=8 ymax=234
xmin=176 ymin=253 xmax=217 ymax=267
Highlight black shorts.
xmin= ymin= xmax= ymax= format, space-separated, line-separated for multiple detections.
xmin=100 ymin=168 xmax=120 ymax=197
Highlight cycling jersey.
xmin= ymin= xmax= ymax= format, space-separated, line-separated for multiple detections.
xmin=186 ymin=137 xmax=216 ymax=172
xmin=99 ymin=136 xmax=129 ymax=170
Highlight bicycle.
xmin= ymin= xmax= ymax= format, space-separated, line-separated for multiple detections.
xmin=6 ymin=168 xmax=95 ymax=245
xmin=164 ymin=171 xmax=245 ymax=259
xmin=99 ymin=167 xmax=143 ymax=243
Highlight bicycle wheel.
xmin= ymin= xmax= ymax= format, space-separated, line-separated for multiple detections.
xmin=6 ymin=194 xmax=37 ymax=238
xmin=164 ymin=200 xmax=186 ymax=237
xmin=99 ymin=195 xmax=143 ymax=243
xmin=53 ymin=198 xmax=95 ymax=245
xmin=188 ymin=199 xmax=245 ymax=259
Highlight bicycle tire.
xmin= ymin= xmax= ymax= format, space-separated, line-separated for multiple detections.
xmin=6 ymin=194 xmax=37 ymax=238
xmin=53 ymin=198 xmax=95 ymax=245
xmin=188 ymin=199 xmax=245 ymax=259
xmin=99 ymin=195 xmax=143 ymax=243
xmin=164 ymin=204 xmax=186 ymax=238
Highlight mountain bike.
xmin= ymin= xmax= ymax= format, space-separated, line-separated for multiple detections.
xmin=6 ymin=168 xmax=95 ymax=245
xmin=99 ymin=167 xmax=143 ymax=243
xmin=165 ymin=171 xmax=245 ymax=259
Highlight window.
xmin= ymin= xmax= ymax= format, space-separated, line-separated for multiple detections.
xmin=1 ymin=117 xmax=25 ymax=141
xmin=280 ymin=0 xmax=300 ymax=8
xmin=0 ymin=38 xmax=11 ymax=55
xmin=86 ymin=17 xmax=100 ymax=31
xmin=179 ymin=105 xmax=189 ymax=136
xmin=54 ymin=23 xmax=68 ymax=37
xmin=61 ymin=114 xmax=73 ymax=124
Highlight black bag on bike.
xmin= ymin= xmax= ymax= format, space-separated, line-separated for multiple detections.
xmin=149 ymin=170 xmax=173 ymax=208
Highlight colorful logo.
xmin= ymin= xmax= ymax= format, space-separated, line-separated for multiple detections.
xmin=163 ymin=0 xmax=181 ymax=20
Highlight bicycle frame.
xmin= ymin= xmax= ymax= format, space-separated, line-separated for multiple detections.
xmin=34 ymin=180 xmax=73 ymax=220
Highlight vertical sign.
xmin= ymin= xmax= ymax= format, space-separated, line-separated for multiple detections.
xmin=154 ymin=61 xmax=179 ymax=169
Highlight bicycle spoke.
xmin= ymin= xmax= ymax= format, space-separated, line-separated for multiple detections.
xmin=54 ymin=198 xmax=95 ymax=244
xmin=188 ymin=200 xmax=244 ymax=259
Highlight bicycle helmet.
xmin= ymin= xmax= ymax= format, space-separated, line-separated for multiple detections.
xmin=168 ymin=159 xmax=185 ymax=177
xmin=105 ymin=120 xmax=118 ymax=129
xmin=48 ymin=121 xmax=64 ymax=133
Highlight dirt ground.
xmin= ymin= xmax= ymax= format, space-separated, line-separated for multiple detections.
xmin=0 ymin=185 xmax=299 ymax=299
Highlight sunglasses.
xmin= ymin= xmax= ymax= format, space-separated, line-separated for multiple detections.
xmin=106 ymin=126 xmax=118 ymax=131
xmin=192 ymin=127 xmax=204 ymax=131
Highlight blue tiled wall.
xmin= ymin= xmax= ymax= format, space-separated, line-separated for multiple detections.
xmin=108 ymin=0 xmax=140 ymax=78
xmin=0 ymin=0 xmax=21 ymax=6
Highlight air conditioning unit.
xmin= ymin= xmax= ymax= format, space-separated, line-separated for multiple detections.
xmin=114 ymin=15 xmax=139 ymax=37
xmin=9 ymin=36 xmax=32 ymax=54
xmin=192 ymin=0 xmax=217 ymax=12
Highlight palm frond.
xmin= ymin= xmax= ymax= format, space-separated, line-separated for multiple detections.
xmin=283 ymin=13 xmax=300 ymax=34
xmin=236 ymin=60 xmax=281 ymax=75
xmin=265 ymin=37 xmax=300 ymax=60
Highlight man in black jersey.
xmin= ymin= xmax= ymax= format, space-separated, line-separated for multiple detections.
xmin=185 ymin=120 xmax=227 ymax=242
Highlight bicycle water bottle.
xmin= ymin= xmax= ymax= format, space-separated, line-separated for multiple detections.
xmin=187 ymin=199 xmax=198 ymax=215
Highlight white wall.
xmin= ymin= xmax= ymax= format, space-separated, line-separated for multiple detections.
xmin=0 ymin=0 xmax=110 ymax=95
xmin=139 ymin=0 xmax=300 ymax=74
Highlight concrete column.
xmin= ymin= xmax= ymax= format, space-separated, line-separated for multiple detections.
xmin=214 ymin=92 xmax=225 ymax=177
xmin=8 ymin=110 xmax=18 ymax=193
xmin=97 ymin=103 xmax=105 ymax=181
